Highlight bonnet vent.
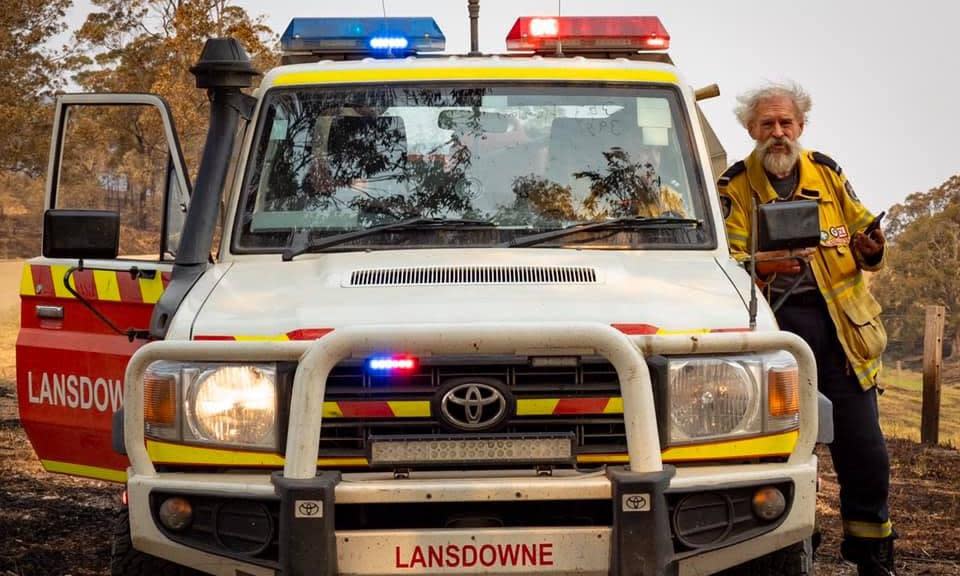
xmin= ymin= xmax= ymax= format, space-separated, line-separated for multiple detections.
xmin=347 ymin=266 xmax=598 ymax=287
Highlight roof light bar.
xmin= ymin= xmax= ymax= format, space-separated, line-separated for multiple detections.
xmin=506 ymin=16 xmax=670 ymax=53
xmin=281 ymin=17 xmax=445 ymax=57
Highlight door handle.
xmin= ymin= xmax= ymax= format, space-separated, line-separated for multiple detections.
xmin=35 ymin=305 xmax=64 ymax=320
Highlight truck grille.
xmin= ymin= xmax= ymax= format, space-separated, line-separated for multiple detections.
xmin=290 ymin=359 xmax=635 ymax=462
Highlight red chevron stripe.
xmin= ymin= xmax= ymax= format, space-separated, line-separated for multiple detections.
xmin=116 ymin=271 xmax=142 ymax=303
xmin=30 ymin=265 xmax=55 ymax=297
xmin=553 ymin=397 xmax=612 ymax=415
xmin=287 ymin=328 xmax=334 ymax=341
xmin=611 ymin=323 xmax=659 ymax=335
xmin=71 ymin=268 xmax=97 ymax=299
xmin=337 ymin=401 xmax=394 ymax=418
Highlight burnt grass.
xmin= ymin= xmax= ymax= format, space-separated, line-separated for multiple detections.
xmin=0 ymin=380 xmax=116 ymax=575
xmin=1 ymin=375 xmax=959 ymax=575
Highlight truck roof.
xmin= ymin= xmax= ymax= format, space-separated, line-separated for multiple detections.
xmin=259 ymin=55 xmax=686 ymax=92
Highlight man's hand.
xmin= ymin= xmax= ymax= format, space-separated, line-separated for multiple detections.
xmin=754 ymin=247 xmax=816 ymax=276
xmin=852 ymin=228 xmax=885 ymax=261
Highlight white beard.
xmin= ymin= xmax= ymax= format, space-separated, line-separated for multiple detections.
xmin=757 ymin=137 xmax=801 ymax=176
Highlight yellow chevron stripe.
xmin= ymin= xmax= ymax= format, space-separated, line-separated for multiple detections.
xmin=234 ymin=334 xmax=291 ymax=342
xmin=274 ymin=68 xmax=679 ymax=88
xmin=143 ymin=430 xmax=798 ymax=468
xmin=576 ymin=454 xmax=629 ymax=464
xmin=20 ymin=264 xmax=35 ymax=296
xmin=41 ymin=459 xmax=127 ymax=483
xmin=147 ymin=440 xmax=285 ymax=466
xmin=516 ymin=398 xmax=560 ymax=416
xmin=23 ymin=265 xmax=167 ymax=303
xmin=604 ymin=397 xmax=624 ymax=414
xmin=656 ymin=327 xmax=711 ymax=335
xmin=576 ymin=430 xmax=799 ymax=464
xmin=661 ymin=430 xmax=799 ymax=462
xmin=138 ymin=274 xmax=165 ymax=304
xmin=93 ymin=269 xmax=122 ymax=301
xmin=317 ymin=457 xmax=369 ymax=467
xmin=323 ymin=402 xmax=344 ymax=418
xmin=145 ymin=440 xmax=369 ymax=467
xmin=49 ymin=264 xmax=75 ymax=298
xmin=388 ymin=400 xmax=432 ymax=418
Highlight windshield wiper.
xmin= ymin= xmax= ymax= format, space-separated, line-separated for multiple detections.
xmin=501 ymin=216 xmax=702 ymax=248
xmin=282 ymin=217 xmax=495 ymax=261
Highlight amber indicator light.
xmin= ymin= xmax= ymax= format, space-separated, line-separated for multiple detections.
xmin=768 ymin=367 xmax=799 ymax=417
xmin=144 ymin=373 xmax=176 ymax=426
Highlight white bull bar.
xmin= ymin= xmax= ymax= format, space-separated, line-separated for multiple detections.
xmin=124 ymin=322 xmax=817 ymax=477
xmin=124 ymin=323 xmax=818 ymax=574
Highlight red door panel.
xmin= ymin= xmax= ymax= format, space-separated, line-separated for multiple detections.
xmin=17 ymin=260 xmax=171 ymax=482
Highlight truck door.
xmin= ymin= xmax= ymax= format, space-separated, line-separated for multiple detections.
xmin=17 ymin=94 xmax=191 ymax=482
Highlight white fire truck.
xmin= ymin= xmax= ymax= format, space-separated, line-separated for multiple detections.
xmin=18 ymin=10 xmax=830 ymax=576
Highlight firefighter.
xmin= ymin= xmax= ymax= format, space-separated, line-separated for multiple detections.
xmin=718 ymin=81 xmax=896 ymax=575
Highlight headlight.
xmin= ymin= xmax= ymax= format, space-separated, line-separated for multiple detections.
xmin=667 ymin=351 xmax=798 ymax=444
xmin=186 ymin=366 xmax=277 ymax=448
xmin=143 ymin=362 xmax=278 ymax=450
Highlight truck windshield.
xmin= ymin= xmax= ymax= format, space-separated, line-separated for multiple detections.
xmin=236 ymin=83 xmax=710 ymax=252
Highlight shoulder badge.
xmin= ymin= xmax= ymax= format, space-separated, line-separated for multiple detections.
xmin=717 ymin=160 xmax=746 ymax=187
xmin=811 ymin=151 xmax=842 ymax=175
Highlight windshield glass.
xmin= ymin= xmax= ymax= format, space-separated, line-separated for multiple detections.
xmin=236 ymin=83 xmax=710 ymax=252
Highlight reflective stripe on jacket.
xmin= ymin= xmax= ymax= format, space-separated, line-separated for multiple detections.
xmin=719 ymin=149 xmax=886 ymax=389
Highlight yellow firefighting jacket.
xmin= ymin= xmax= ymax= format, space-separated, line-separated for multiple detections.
xmin=718 ymin=149 xmax=886 ymax=389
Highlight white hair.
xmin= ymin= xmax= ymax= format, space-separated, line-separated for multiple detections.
xmin=734 ymin=81 xmax=812 ymax=129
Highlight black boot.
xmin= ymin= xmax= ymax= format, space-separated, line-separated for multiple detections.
xmin=840 ymin=533 xmax=897 ymax=576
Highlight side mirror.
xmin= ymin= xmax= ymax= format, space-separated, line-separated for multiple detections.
xmin=757 ymin=200 xmax=820 ymax=251
xmin=43 ymin=209 xmax=120 ymax=259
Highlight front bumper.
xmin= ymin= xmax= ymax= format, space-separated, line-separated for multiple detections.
xmin=123 ymin=323 xmax=819 ymax=575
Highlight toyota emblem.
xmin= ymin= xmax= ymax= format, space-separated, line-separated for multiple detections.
xmin=437 ymin=380 xmax=511 ymax=431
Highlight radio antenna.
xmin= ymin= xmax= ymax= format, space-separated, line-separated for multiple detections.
xmin=749 ymin=196 xmax=759 ymax=330
xmin=554 ymin=0 xmax=564 ymax=56
xmin=379 ymin=0 xmax=394 ymax=56
xmin=468 ymin=0 xmax=481 ymax=56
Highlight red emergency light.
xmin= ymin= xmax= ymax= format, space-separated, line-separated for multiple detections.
xmin=506 ymin=16 xmax=670 ymax=53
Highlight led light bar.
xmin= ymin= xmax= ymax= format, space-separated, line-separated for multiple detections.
xmin=369 ymin=434 xmax=575 ymax=467
xmin=367 ymin=355 xmax=419 ymax=372
xmin=280 ymin=17 xmax=445 ymax=56
xmin=506 ymin=16 xmax=670 ymax=53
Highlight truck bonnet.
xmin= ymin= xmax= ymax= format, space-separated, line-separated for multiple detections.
xmin=188 ymin=251 xmax=760 ymax=340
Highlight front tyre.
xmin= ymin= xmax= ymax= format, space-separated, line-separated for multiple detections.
xmin=111 ymin=507 xmax=205 ymax=576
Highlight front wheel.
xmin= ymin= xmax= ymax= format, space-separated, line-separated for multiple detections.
xmin=717 ymin=539 xmax=814 ymax=576
xmin=110 ymin=507 xmax=205 ymax=576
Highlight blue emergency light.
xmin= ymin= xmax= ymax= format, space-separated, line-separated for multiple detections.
xmin=280 ymin=17 xmax=445 ymax=57
xmin=367 ymin=355 xmax=419 ymax=373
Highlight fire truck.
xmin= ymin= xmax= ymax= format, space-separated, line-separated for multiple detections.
xmin=17 ymin=9 xmax=830 ymax=575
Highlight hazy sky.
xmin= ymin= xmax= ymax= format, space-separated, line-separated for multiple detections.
xmin=66 ymin=0 xmax=960 ymax=213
